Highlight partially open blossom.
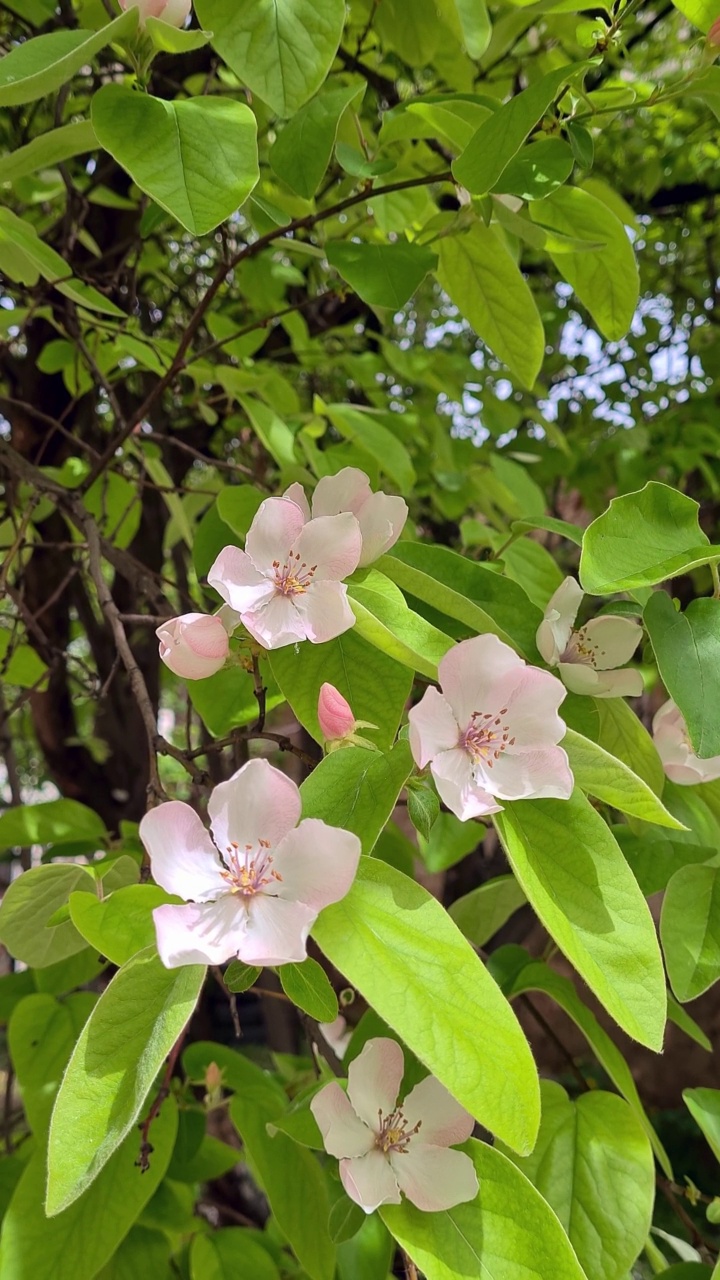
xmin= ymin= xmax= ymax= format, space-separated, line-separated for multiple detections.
xmin=318 ymin=1015 xmax=352 ymax=1061
xmin=285 ymin=467 xmax=407 ymax=567
xmin=653 ymin=699 xmax=720 ymax=786
xmin=318 ymin=683 xmax=356 ymax=741
xmin=140 ymin=758 xmax=361 ymax=968
xmin=408 ymin=634 xmax=573 ymax=821
xmin=536 ymin=576 xmax=644 ymax=698
xmin=156 ymin=612 xmax=229 ymax=680
xmin=208 ymin=498 xmax=362 ymax=650
xmin=311 ymin=1037 xmax=478 ymax=1213
xmin=119 ymin=0 xmax=192 ymax=27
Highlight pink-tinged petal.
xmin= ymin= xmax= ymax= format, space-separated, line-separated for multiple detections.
xmin=157 ymin=613 xmax=229 ymax=680
xmin=318 ymin=683 xmax=356 ymax=740
xmin=491 ymin=665 xmax=568 ymax=748
xmin=431 ymin=748 xmax=501 ymax=821
xmin=272 ymin=819 xmax=361 ymax=910
xmin=283 ymin=482 xmax=311 ymax=522
xmin=153 ymin=898 xmax=245 ymax=967
xmin=139 ymin=802 xmax=226 ymax=902
xmin=208 ymin=757 xmax=301 ymax=853
xmin=318 ymin=1015 xmax=352 ymax=1061
xmin=356 ymin=493 xmax=409 ymax=567
xmin=310 ymin=1082 xmax=374 ymax=1158
xmin=242 ymin=592 xmax=308 ymax=649
xmin=401 ymin=1077 xmax=475 ymax=1148
xmin=536 ymin=577 xmax=583 ymax=666
xmin=347 ymin=1037 xmax=404 ymax=1129
xmin=408 ymin=687 xmax=459 ymax=769
xmin=236 ymin=894 xmax=317 ymax=966
xmin=653 ymin=699 xmax=720 ymax=784
xmin=245 ymin=497 xmax=307 ymax=574
xmin=479 ymin=745 xmax=574 ymax=802
xmin=292 ymin=581 xmax=356 ymax=644
xmin=340 ymin=1150 xmax=402 ymax=1213
xmin=391 ymin=1144 xmax=479 ymax=1212
xmin=558 ymin=662 xmax=644 ymax=698
xmin=439 ymin=635 xmax=526 ymax=728
xmin=207 ymin=546 xmax=274 ymax=613
xmin=311 ymin=467 xmax=373 ymax=519
xmin=579 ymin=615 xmax=643 ymax=670
xmin=556 ymin=661 xmax=602 ymax=696
xmin=290 ymin=512 xmax=362 ymax=582
xmin=160 ymin=0 xmax=192 ymax=23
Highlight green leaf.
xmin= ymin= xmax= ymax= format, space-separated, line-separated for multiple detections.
xmin=279 ymin=958 xmax=338 ymax=1021
xmin=312 ymin=858 xmax=540 ymax=1154
xmin=195 ymin=0 xmax=346 ymax=116
xmin=0 ymin=119 xmax=97 ymax=185
xmin=84 ymin=471 xmax=141 ymax=550
xmin=328 ymin=1196 xmax=366 ymax=1245
xmin=436 ymin=220 xmax=545 ymax=388
xmin=269 ymin=628 xmax=412 ymax=751
xmin=406 ymin=782 xmax=441 ymax=842
xmin=323 ymin=403 xmax=416 ymax=494
xmin=449 ymin=874 xmax=527 ymax=946
xmin=615 ymin=828 xmax=713 ymax=897
xmin=269 ymin=81 xmax=365 ymax=198
xmin=0 ymin=1100 xmax=177 ymax=1280
xmin=495 ymin=791 xmax=667 ymax=1049
xmin=96 ymin=1227 xmax=173 ymax=1280
xmin=189 ymin=664 xmax=284 ymax=736
xmin=671 ymin=0 xmax=717 ymax=29
xmin=326 ymin=241 xmax=437 ymax=310
xmin=512 ymin=514 xmax=583 ymax=545
xmin=500 ymin=1081 xmax=655 ymax=1280
xmin=382 ymin=1139 xmax=587 ymax=1280
xmin=563 ymin=693 xmax=666 ymax=795
xmin=563 ymin=728 xmax=685 ymax=828
xmin=0 ymin=797 xmax=106 ymax=850
xmin=190 ymin=1229 xmax=281 ymax=1280
xmin=0 ymin=207 xmax=125 ymax=315
xmin=0 ymin=11 xmax=138 ymax=107
xmin=684 ymin=1087 xmax=720 ymax=1162
xmin=645 ymin=593 xmax=720 ymax=759
xmin=144 ymin=15 xmax=212 ymax=52
xmin=300 ymin=742 xmax=413 ymax=854
xmin=9 ymin=992 xmax=96 ymax=1135
xmin=452 ymin=0 xmax=492 ymax=57
xmin=0 ymin=864 xmax=95 ymax=968
xmin=67 ymin=885 xmax=177 ymax=967
xmin=348 ymin=570 xmax=453 ymax=680
xmin=92 ymin=86 xmax=259 ymax=236
xmin=530 ymin=185 xmax=639 ymax=341
xmin=661 ymin=864 xmax=720 ymax=1003
xmin=224 ymin=960 xmax=261 ymax=992
xmin=495 ymin=138 xmax=574 ymax=201
xmin=668 ymin=993 xmax=713 ymax=1052
xmin=0 ymin=629 xmax=47 ymax=687
xmin=46 ymin=947 xmax=204 ymax=1214
xmin=417 ymin=809 xmax=479 ymax=871
xmin=580 ymin=482 xmax=716 ymax=594
xmin=453 ymin=65 xmax=582 ymax=193
xmin=238 ymin=395 xmax=298 ymax=470
xmin=506 ymin=958 xmax=672 ymax=1176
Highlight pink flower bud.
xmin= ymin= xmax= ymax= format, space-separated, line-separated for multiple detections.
xmin=156 ymin=612 xmax=229 ymax=680
xmin=318 ymin=683 xmax=355 ymax=741
xmin=709 ymin=15 xmax=720 ymax=45
xmin=119 ymin=0 xmax=192 ymax=28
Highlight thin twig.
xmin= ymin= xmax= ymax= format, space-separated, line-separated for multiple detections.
xmin=185 ymin=728 xmax=318 ymax=769
xmin=211 ymin=966 xmax=242 ymax=1038
xmin=252 ymin=654 xmax=267 ymax=732
xmin=137 ymin=1032 xmax=188 ymax=1173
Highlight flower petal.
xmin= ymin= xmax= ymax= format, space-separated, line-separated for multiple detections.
xmin=390 ymin=1144 xmax=479 ymax=1212
xmin=580 ymin=615 xmax=643 ymax=670
xmin=207 ymin=546 xmax=274 ymax=613
xmin=283 ymin=481 xmax=311 ymax=522
xmin=491 ymin=665 xmax=568 ymax=748
xmin=408 ymin=687 xmax=459 ymax=769
xmin=340 ymin=1150 xmax=401 ymax=1213
xmin=401 ymin=1076 xmax=475 ymax=1147
xmin=356 ymin=493 xmax=409 ymax=567
xmin=558 ymin=662 xmax=644 ymax=698
xmin=536 ymin=577 xmax=583 ymax=666
xmin=431 ymin=748 xmax=501 ymax=821
xmin=236 ymin=894 xmax=317 ymax=966
xmin=242 ymin=592 xmax=308 ymax=649
xmin=290 ymin=512 xmax=362 ymax=582
xmin=318 ymin=1015 xmax=352 ymax=1061
xmin=480 ymin=745 xmax=574 ymax=802
xmin=292 ymin=580 xmax=356 ymax=644
xmin=157 ymin=613 xmax=229 ymax=680
xmin=653 ymin=699 xmax=720 ymax=784
xmin=208 ymin=757 xmax=302 ymax=853
xmin=310 ymin=1082 xmax=374 ymax=1158
xmin=311 ymin=467 xmax=372 ymax=519
xmin=245 ymin=497 xmax=307 ymax=574
xmin=272 ymin=819 xmax=361 ymax=911
xmin=153 ymin=898 xmax=245 ymax=967
xmin=347 ymin=1037 xmax=404 ymax=1128
xmin=139 ymin=802 xmax=226 ymax=902
xmin=439 ymin=635 xmax=526 ymax=728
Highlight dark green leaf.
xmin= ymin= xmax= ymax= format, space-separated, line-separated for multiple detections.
xmin=279 ymin=958 xmax=338 ymax=1021
xmin=644 ymin=593 xmax=720 ymax=758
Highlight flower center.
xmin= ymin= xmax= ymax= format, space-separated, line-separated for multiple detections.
xmin=461 ymin=707 xmax=515 ymax=770
xmin=272 ymin=552 xmax=317 ymax=597
xmin=220 ymin=839 xmax=283 ymax=897
xmin=562 ymin=626 xmax=606 ymax=669
xmin=375 ymin=1107 xmax=421 ymax=1155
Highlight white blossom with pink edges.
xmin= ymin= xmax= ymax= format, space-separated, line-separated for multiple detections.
xmin=119 ymin=0 xmax=191 ymax=27
xmin=156 ymin=611 xmax=230 ymax=680
xmin=653 ymin=698 xmax=720 ymax=785
xmin=536 ymin=576 xmax=644 ymax=698
xmin=285 ymin=467 xmax=408 ymax=567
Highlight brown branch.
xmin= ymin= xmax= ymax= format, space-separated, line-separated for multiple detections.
xmin=211 ymin=965 xmax=242 ymax=1039
xmin=657 ymin=1177 xmax=718 ymax=1256
xmin=137 ymin=1031 xmax=187 ymax=1173
xmin=185 ymin=728 xmax=318 ymax=769
xmin=252 ymin=654 xmax=267 ymax=732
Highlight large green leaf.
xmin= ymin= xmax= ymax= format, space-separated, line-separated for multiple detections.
xmin=92 ymin=86 xmax=259 ymax=236
xmin=449 ymin=875 xmax=527 ymax=945
xmin=684 ymin=1087 xmax=720 ymax=1163
xmin=661 ymin=864 xmax=720 ymax=1003
xmin=300 ymin=742 xmax=413 ymax=853
xmin=381 ymin=1139 xmax=587 ymax=1280
xmin=671 ymin=0 xmax=717 ymax=29
xmin=563 ymin=693 xmax=666 ymax=795
xmin=436 ymin=220 xmax=545 ymax=388
xmin=312 ymin=858 xmax=540 ymax=1154
xmin=0 ymin=11 xmax=137 ymax=106
xmin=0 ymin=1100 xmax=177 ymax=1280
xmin=190 ymin=1230 xmax=281 ymax=1280
xmin=0 ymin=207 xmax=125 ymax=315
xmin=195 ymin=0 xmax=346 ymax=116
xmin=269 ymin=81 xmax=364 ymax=198
xmin=96 ymin=1227 xmax=173 ymax=1280
xmin=323 ymin=403 xmax=416 ymax=493
xmin=0 ymin=864 xmax=95 ymax=968
xmin=0 ymin=797 xmax=106 ymax=850
xmin=46 ymin=947 xmax=204 ymax=1214
xmin=452 ymin=0 xmax=492 ymax=57
xmin=269 ymin=629 xmax=412 ymax=750
xmin=0 ymin=119 xmax=97 ymax=184
xmin=579 ymin=482 xmax=716 ymax=594
xmin=68 ymin=885 xmax=178 ymax=968
xmin=348 ymin=570 xmax=453 ymax=679
xmin=530 ymin=185 xmax=639 ymax=341
xmin=495 ymin=791 xmax=667 ymax=1049
xmin=326 ymin=241 xmax=437 ymax=309
xmin=9 ymin=992 xmax=96 ymax=1135
xmin=500 ymin=1081 xmax=654 ymax=1280
xmin=645 ymin=593 xmax=720 ymax=759
xmin=563 ymin=728 xmax=684 ymax=828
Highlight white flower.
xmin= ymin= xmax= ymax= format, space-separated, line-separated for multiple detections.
xmin=536 ymin=577 xmax=644 ymax=698
xmin=653 ymin=699 xmax=720 ymax=785
xmin=285 ymin=467 xmax=407 ymax=568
